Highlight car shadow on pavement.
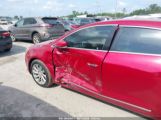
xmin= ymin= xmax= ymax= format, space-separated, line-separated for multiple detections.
xmin=0 ymin=44 xmax=27 ymax=58
xmin=0 ymin=85 xmax=71 ymax=118
xmin=16 ymin=40 xmax=33 ymax=44
xmin=63 ymin=88 xmax=150 ymax=120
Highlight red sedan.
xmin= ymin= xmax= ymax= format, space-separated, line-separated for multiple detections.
xmin=25 ymin=20 xmax=161 ymax=119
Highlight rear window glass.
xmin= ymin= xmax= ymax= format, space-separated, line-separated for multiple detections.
xmin=42 ymin=18 xmax=59 ymax=25
xmin=111 ymin=27 xmax=161 ymax=55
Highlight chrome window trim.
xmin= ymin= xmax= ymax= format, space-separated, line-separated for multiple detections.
xmin=67 ymin=47 xmax=107 ymax=52
xmin=69 ymin=81 xmax=152 ymax=113
xmin=63 ymin=24 xmax=118 ymax=52
xmin=110 ymin=51 xmax=161 ymax=57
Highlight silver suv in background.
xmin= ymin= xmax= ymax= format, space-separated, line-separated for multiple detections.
xmin=9 ymin=17 xmax=65 ymax=44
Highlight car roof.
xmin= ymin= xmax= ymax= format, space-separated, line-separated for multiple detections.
xmin=85 ymin=19 xmax=161 ymax=29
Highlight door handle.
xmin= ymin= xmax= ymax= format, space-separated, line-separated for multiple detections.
xmin=87 ymin=63 xmax=98 ymax=68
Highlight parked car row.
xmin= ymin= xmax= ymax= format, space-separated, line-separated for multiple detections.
xmin=7 ymin=17 xmax=110 ymax=44
xmin=0 ymin=17 xmax=14 ymax=25
xmin=0 ymin=16 xmax=109 ymax=51
xmin=9 ymin=17 xmax=65 ymax=44
xmin=58 ymin=18 xmax=99 ymax=32
xmin=58 ymin=19 xmax=80 ymax=31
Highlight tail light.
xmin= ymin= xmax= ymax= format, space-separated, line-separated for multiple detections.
xmin=0 ymin=32 xmax=10 ymax=38
xmin=39 ymin=24 xmax=54 ymax=28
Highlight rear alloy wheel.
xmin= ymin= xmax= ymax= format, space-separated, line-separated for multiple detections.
xmin=10 ymin=33 xmax=16 ymax=42
xmin=32 ymin=33 xmax=41 ymax=44
xmin=31 ymin=60 xmax=53 ymax=87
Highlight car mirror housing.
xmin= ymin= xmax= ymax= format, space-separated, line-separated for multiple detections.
xmin=55 ymin=41 xmax=68 ymax=49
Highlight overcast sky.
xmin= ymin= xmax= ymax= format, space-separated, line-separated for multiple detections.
xmin=1 ymin=0 xmax=161 ymax=17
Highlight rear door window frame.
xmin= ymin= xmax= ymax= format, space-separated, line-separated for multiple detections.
xmin=110 ymin=26 xmax=161 ymax=56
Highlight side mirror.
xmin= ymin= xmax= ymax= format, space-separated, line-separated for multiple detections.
xmin=55 ymin=41 xmax=68 ymax=49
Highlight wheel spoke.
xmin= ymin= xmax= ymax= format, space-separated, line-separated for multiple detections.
xmin=32 ymin=63 xmax=47 ymax=85
xmin=33 ymin=34 xmax=40 ymax=44
xmin=41 ymin=73 xmax=46 ymax=78
xmin=33 ymin=73 xmax=39 ymax=78
xmin=40 ymin=76 xmax=46 ymax=83
xmin=32 ymin=69 xmax=38 ymax=74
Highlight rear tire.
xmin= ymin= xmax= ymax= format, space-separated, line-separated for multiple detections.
xmin=4 ymin=48 xmax=11 ymax=52
xmin=32 ymin=33 xmax=41 ymax=44
xmin=30 ymin=60 xmax=53 ymax=88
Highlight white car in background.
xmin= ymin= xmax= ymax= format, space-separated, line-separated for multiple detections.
xmin=149 ymin=13 xmax=161 ymax=19
xmin=123 ymin=14 xmax=161 ymax=20
xmin=0 ymin=19 xmax=8 ymax=25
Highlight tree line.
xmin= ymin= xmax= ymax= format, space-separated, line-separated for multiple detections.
xmin=67 ymin=4 xmax=161 ymax=18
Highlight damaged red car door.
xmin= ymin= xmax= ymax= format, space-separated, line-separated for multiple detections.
xmin=53 ymin=25 xmax=117 ymax=93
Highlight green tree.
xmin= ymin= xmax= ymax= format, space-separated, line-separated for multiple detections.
xmin=66 ymin=4 xmax=161 ymax=19
xmin=130 ymin=4 xmax=161 ymax=16
xmin=130 ymin=9 xmax=148 ymax=16
xmin=147 ymin=4 xmax=161 ymax=13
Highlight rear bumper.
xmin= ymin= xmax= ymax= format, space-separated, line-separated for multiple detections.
xmin=0 ymin=38 xmax=12 ymax=51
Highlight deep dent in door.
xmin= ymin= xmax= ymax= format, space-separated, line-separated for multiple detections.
xmin=53 ymin=48 xmax=107 ymax=93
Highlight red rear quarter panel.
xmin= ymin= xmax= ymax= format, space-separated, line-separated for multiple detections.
xmin=102 ymin=52 xmax=161 ymax=117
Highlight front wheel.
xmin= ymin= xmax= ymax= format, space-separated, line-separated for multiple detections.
xmin=32 ymin=33 xmax=41 ymax=44
xmin=30 ymin=60 xmax=53 ymax=87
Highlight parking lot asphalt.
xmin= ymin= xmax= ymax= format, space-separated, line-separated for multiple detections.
xmin=0 ymin=41 xmax=145 ymax=118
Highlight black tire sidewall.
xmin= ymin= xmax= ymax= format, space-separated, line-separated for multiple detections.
xmin=30 ymin=60 xmax=52 ymax=87
xmin=4 ymin=48 xmax=11 ymax=52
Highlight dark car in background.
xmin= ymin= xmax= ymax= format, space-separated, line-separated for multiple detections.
xmin=9 ymin=17 xmax=65 ymax=44
xmin=59 ymin=20 xmax=80 ymax=31
xmin=0 ymin=27 xmax=12 ymax=52
xmin=73 ymin=18 xmax=96 ymax=26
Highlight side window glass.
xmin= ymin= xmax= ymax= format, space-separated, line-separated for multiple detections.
xmin=16 ymin=19 xmax=24 ymax=27
xmin=111 ymin=27 xmax=161 ymax=55
xmin=23 ymin=18 xmax=37 ymax=25
xmin=64 ymin=26 xmax=116 ymax=50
